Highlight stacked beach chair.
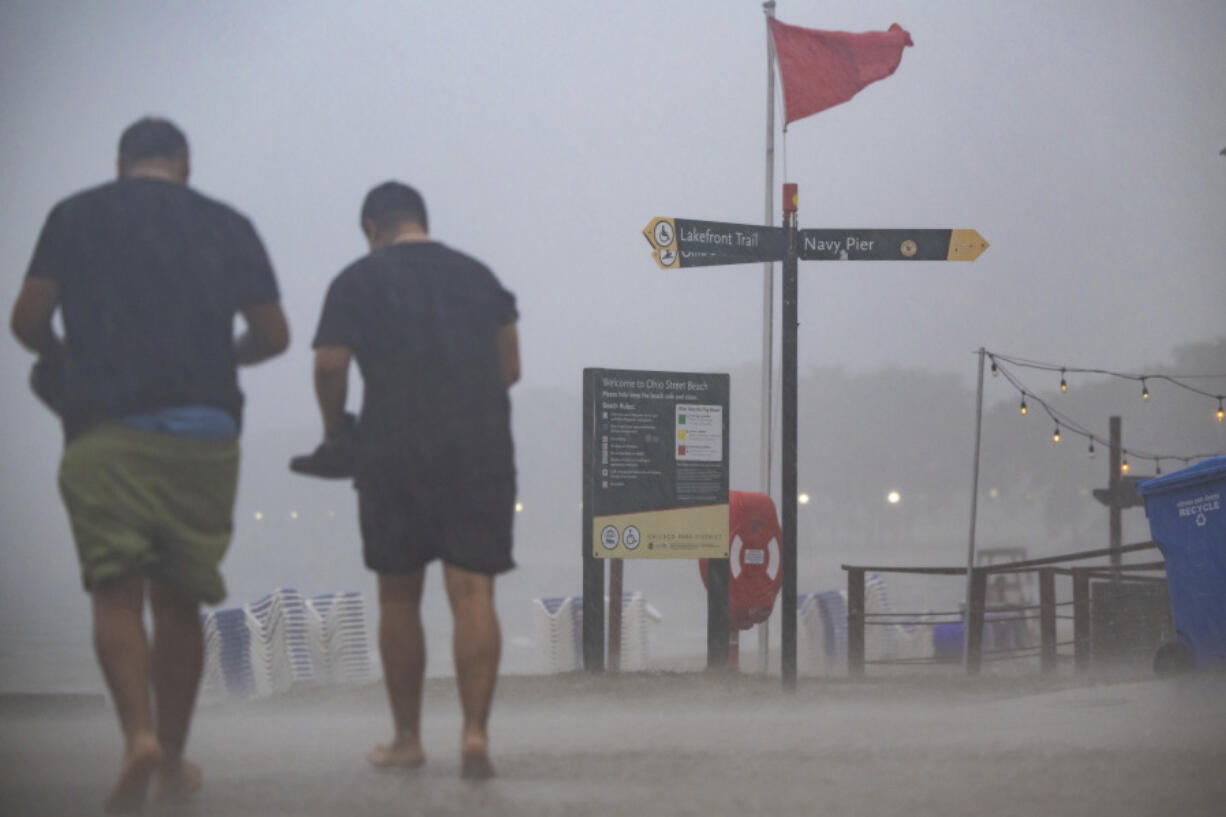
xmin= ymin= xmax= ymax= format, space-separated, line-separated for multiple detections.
xmin=617 ymin=592 xmax=661 ymax=671
xmin=304 ymin=591 xmax=374 ymax=684
xmin=798 ymin=590 xmax=848 ymax=673
xmin=531 ymin=592 xmax=662 ymax=673
xmin=798 ymin=573 xmax=927 ymax=673
xmin=531 ymin=596 xmax=583 ymax=673
xmin=246 ymin=588 xmax=315 ymax=697
xmin=199 ymin=588 xmax=373 ymax=702
xmin=200 ymin=607 xmax=256 ymax=699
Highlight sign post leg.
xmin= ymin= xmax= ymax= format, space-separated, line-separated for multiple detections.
xmin=781 ymin=184 xmax=799 ymax=690
xmin=582 ymin=368 xmax=605 ymax=673
xmin=608 ymin=560 xmax=623 ymax=672
xmin=707 ymin=559 xmax=730 ymax=669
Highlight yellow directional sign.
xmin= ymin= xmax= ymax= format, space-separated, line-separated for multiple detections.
xmin=948 ymin=229 xmax=990 ymax=261
xmin=642 ymin=217 xmax=680 ymax=269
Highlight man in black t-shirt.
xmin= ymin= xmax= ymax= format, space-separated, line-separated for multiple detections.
xmin=311 ymin=181 xmax=519 ymax=779
xmin=10 ymin=118 xmax=288 ymax=813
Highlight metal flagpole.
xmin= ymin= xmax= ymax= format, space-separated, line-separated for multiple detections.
xmin=962 ymin=348 xmax=986 ymax=670
xmin=758 ymin=0 xmax=777 ymax=675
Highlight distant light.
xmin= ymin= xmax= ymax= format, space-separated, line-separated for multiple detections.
xmin=515 ymin=502 xmax=524 ymax=513
xmin=253 ymin=511 xmax=263 ymax=521
xmin=988 ymin=488 xmax=999 ymax=500
xmin=327 ymin=509 xmax=336 ymax=519
xmin=798 ymin=492 xmax=810 ymax=505
xmin=887 ymin=491 xmax=901 ymax=505
xmin=289 ymin=510 xmax=299 ymax=520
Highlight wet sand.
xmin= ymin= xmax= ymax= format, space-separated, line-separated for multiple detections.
xmin=2 ymin=670 xmax=1224 ymax=816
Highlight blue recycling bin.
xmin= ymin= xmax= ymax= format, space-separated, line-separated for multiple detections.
xmin=1137 ymin=456 xmax=1226 ymax=670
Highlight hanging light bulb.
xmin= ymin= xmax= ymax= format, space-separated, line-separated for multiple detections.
xmin=990 ymin=358 xmax=998 ymax=377
xmin=1019 ymin=396 xmax=1028 ymax=415
xmin=1121 ymin=456 xmax=1130 ymax=474
xmin=1052 ymin=425 xmax=1061 ymax=443
xmin=1218 ymin=397 xmax=1224 ymax=422
xmin=1060 ymin=369 xmax=1067 ymax=393
xmin=1141 ymin=379 xmax=1149 ymax=401
xmin=1155 ymin=461 xmax=1163 ymax=476
xmin=1088 ymin=439 xmax=1096 ymax=458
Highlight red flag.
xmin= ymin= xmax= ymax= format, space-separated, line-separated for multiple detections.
xmin=769 ymin=18 xmax=913 ymax=126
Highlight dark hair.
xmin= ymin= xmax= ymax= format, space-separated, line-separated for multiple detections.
xmin=118 ymin=117 xmax=188 ymax=162
xmin=361 ymin=181 xmax=428 ymax=233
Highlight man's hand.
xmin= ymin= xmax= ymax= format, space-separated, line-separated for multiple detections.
xmin=10 ymin=277 xmax=63 ymax=359
xmin=497 ymin=322 xmax=520 ymax=387
xmin=314 ymin=345 xmax=353 ymax=439
xmin=236 ymin=301 xmax=290 ymax=365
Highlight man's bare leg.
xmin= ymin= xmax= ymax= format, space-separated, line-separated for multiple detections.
xmin=93 ymin=572 xmax=163 ymax=814
xmin=368 ymin=570 xmax=428 ymax=767
xmin=149 ymin=580 xmax=204 ymax=801
xmin=443 ymin=564 xmax=500 ymax=779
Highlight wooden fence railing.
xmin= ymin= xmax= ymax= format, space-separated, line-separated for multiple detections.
xmin=842 ymin=541 xmax=1164 ymax=676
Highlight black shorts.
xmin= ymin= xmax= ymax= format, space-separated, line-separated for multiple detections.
xmin=358 ymin=470 xmax=515 ymax=576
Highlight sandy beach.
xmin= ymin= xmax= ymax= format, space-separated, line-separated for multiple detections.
xmin=2 ymin=669 xmax=1224 ymax=817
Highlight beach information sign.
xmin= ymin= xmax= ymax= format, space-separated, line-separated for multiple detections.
xmin=583 ymin=368 xmax=730 ymax=559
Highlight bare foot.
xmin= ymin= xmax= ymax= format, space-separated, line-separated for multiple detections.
xmin=153 ymin=759 xmax=202 ymax=803
xmin=460 ymin=736 xmax=494 ymax=780
xmin=367 ymin=739 xmax=425 ymax=769
xmin=104 ymin=734 xmax=163 ymax=814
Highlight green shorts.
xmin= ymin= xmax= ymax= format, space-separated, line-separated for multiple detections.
xmin=58 ymin=424 xmax=239 ymax=604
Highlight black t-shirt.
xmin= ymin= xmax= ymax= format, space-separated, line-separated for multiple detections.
xmin=312 ymin=241 xmax=517 ymax=489
xmin=25 ymin=178 xmax=279 ymax=438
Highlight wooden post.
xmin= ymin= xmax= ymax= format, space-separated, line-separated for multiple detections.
xmin=1039 ymin=568 xmax=1057 ymax=675
xmin=965 ymin=568 xmax=987 ymax=675
xmin=1073 ymin=568 xmax=1091 ymax=673
xmin=608 ymin=560 xmax=623 ymax=673
xmin=847 ymin=568 xmax=865 ymax=677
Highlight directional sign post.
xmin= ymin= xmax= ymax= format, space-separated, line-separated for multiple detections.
xmin=798 ymin=229 xmax=989 ymax=261
xmin=643 ymin=217 xmax=787 ymax=268
xmin=643 ymin=219 xmax=989 ymax=267
xmin=643 ymin=192 xmax=989 ymax=690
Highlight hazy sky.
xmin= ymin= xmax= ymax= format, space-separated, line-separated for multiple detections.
xmin=1 ymin=1 xmax=1224 ymax=690
xmin=3 ymin=0 xmax=1224 ymax=399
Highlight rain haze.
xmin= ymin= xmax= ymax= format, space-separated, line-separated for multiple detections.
xmin=1 ymin=1 xmax=1225 ymax=814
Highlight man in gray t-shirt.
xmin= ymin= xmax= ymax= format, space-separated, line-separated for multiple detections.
xmin=310 ymin=180 xmax=520 ymax=779
xmin=11 ymin=118 xmax=288 ymax=813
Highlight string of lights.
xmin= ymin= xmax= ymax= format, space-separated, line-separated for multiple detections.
xmin=982 ymin=350 xmax=1226 ymax=475
xmin=987 ymin=351 xmax=1226 ymax=409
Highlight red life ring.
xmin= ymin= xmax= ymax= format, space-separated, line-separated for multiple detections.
xmin=699 ymin=490 xmax=783 ymax=630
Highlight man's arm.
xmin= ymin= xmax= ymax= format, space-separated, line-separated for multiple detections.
xmin=497 ymin=322 xmax=520 ymax=387
xmin=236 ymin=301 xmax=290 ymax=365
xmin=10 ymin=278 xmax=63 ymax=359
xmin=314 ymin=345 xmax=353 ymax=439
